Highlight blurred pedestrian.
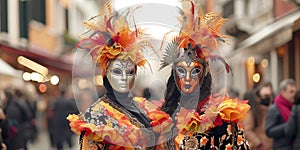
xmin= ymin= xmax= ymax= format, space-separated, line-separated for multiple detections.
xmin=243 ymin=82 xmax=274 ymax=150
xmin=3 ymin=88 xmax=28 ymax=150
xmin=0 ymin=107 xmax=9 ymax=150
xmin=0 ymin=90 xmax=9 ymax=150
xmin=285 ymin=90 xmax=300 ymax=150
xmin=52 ymin=88 xmax=78 ymax=150
xmin=23 ymin=83 xmax=39 ymax=143
xmin=46 ymin=95 xmax=56 ymax=148
xmin=14 ymin=89 xmax=35 ymax=150
xmin=265 ymin=79 xmax=297 ymax=150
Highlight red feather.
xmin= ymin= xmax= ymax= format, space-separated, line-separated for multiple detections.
xmin=207 ymin=55 xmax=231 ymax=74
xmin=190 ymin=1 xmax=194 ymax=16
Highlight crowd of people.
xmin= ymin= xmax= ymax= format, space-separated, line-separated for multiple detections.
xmin=0 ymin=84 xmax=80 ymax=150
xmin=242 ymin=79 xmax=299 ymax=150
xmin=0 ymin=86 xmax=37 ymax=150
xmin=46 ymin=87 xmax=78 ymax=150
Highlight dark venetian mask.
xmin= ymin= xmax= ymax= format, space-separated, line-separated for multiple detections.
xmin=174 ymin=43 xmax=207 ymax=94
xmin=174 ymin=61 xmax=206 ymax=93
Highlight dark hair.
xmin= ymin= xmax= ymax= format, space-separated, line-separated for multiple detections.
xmin=143 ymin=88 xmax=151 ymax=100
xmin=255 ymin=81 xmax=274 ymax=97
xmin=60 ymin=89 xmax=66 ymax=96
xmin=103 ymin=75 xmax=151 ymax=127
xmin=161 ymin=70 xmax=212 ymax=116
xmin=248 ymin=83 xmax=273 ymax=127
xmin=103 ymin=75 xmax=113 ymax=94
xmin=4 ymin=88 xmax=14 ymax=101
xmin=15 ymin=89 xmax=23 ymax=98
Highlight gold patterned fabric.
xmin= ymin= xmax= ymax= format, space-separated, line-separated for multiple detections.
xmin=68 ymin=96 xmax=173 ymax=150
xmin=157 ymin=97 xmax=250 ymax=150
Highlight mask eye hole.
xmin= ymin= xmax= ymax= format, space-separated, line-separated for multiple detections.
xmin=176 ymin=66 xmax=186 ymax=77
xmin=112 ymin=68 xmax=123 ymax=75
xmin=126 ymin=69 xmax=136 ymax=76
xmin=191 ymin=67 xmax=202 ymax=76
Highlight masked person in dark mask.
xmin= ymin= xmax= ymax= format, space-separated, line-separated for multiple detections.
xmin=156 ymin=1 xmax=250 ymax=149
xmin=243 ymin=83 xmax=274 ymax=150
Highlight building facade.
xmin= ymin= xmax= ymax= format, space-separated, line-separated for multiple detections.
xmin=0 ymin=0 xmax=98 ymax=91
xmin=222 ymin=0 xmax=300 ymax=95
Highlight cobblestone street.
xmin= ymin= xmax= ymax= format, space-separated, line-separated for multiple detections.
xmin=27 ymin=130 xmax=79 ymax=150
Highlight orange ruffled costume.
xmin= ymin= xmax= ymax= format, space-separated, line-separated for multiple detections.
xmin=175 ymin=97 xmax=250 ymax=150
xmin=156 ymin=96 xmax=250 ymax=150
xmin=68 ymin=97 xmax=173 ymax=149
xmin=176 ymin=97 xmax=249 ymax=133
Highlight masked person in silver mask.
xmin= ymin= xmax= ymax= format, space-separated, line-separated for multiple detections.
xmin=243 ymin=82 xmax=274 ymax=150
xmin=67 ymin=3 xmax=173 ymax=149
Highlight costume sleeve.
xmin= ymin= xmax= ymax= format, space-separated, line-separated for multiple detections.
xmin=285 ymin=105 xmax=297 ymax=138
xmin=179 ymin=122 xmax=250 ymax=150
xmin=243 ymin=111 xmax=262 ymax=149
xmin=80 ymin=133 xmax=108 ymax=150
xmin=265 ymin=105 xmax=286 ymax=138
xmin=233 ymin=122 xmax=251 ymax=150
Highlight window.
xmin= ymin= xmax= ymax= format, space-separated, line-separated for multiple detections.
xmin=19 ymin=0 xmax=46 ymax=38
xmin=65 ymin=8 xmax=69 ymax=32
xmin=223 ymin=0 xmax=234 ymax=18
xmin=0 ymin=0 xmax=8 ymax=32
xmin=30 ymin=0 xmax=46 ymax=24
xmin=19 ymin=0 xmax=29 ymax=38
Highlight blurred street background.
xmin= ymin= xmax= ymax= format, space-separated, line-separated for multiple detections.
xmin=0 ymin=0 xmax=300 ymax=149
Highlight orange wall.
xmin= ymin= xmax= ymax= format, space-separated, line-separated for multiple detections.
xmin=29 ymin=23 xmax=58 ymax=55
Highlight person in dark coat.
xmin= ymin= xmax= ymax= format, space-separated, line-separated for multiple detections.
xmin=4 ymin=88 xmax=30 ymax=150
xmin=285 ymin=90 xmax=300 ymax=150
xmin=265 ymin=79 xmax=297 ymax=150
xmin=0 ymin=90 xmax=9 ymax=150
xmin=52 ymin=89 xmax=78 ymax=150
xmin=0 ymin=110 xmax=9 ymax=150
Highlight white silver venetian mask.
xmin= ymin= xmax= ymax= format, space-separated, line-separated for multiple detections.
xmin=106 ymin=59 xmax=136 ymax=93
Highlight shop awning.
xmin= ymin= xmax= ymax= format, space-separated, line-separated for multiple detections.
xmin=0 ymin=43 xmax=73 ymax=75
xmin=0 ymin=58 xmax=22 ymax=77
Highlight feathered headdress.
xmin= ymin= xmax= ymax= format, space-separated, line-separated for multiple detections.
xmin=76 ymin=3 xmax=153 ymax=76
xmin=160 ymin=0 xmax=230 ymax=73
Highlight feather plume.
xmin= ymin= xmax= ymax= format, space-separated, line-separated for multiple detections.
xmin=104 ymin=2 xmax=112 ymax=14
xmin=166 ymin=0 xmax=231 ymax=75
xmin=75 ymin=3 xmax=153 ymax=77
xmin=159 ymin=37 xmax=181 ymax=70
xmin=207 ymin=55 xmax=231 ymax=74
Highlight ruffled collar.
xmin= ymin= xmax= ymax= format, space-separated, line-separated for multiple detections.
xmin=67 ymin=97 xmax=173 ymax=147
xmin=103 ymin=76 xmax=152 ymax=127
xmin=176 ymin=96 xmax=250 ymax=134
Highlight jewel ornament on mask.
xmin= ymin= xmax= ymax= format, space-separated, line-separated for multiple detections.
xmin=107 ymin=59 xmax=136 ymax=93
xmin=183 ymin=43 xmax=197 ymax=66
